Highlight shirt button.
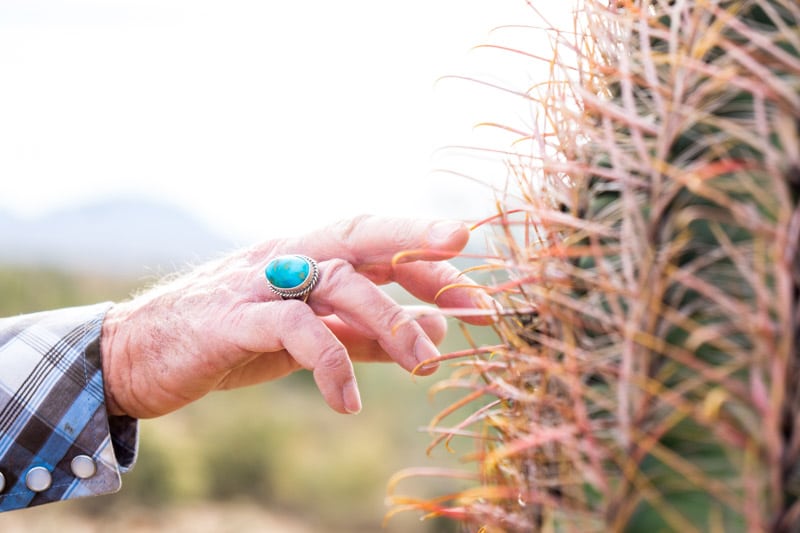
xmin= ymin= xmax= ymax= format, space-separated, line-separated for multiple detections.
xmin=0 ymin=471 xmax=5 ymax=493
xmin=70 ymin=455 xmax=97 ymax=479
xmin=26 ymin=467 xmax=52 ymax=492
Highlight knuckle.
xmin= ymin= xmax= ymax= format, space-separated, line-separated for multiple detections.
xmin=316 ymin=344 xmax=348 ymax=372
xmin=377 ymin=304 xmax=410 ymax=330
xmin=277 ymin=299 xmax=312 ymax=329
xmin=388 ymin=220 xmax=416 ymax=249
xmin=321 ymin=258 xmax=354 ymax=287
xmin=333 ymin=214 xmax=374 ymax=248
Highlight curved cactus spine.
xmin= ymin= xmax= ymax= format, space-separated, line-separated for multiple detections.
xmin=389 ymin=1 xmax=800 ymax=531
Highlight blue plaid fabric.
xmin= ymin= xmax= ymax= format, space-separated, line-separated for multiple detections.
xmin=0 ymin=304 xmax=138 ymax=512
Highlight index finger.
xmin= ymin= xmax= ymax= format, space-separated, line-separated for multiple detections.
xmin=274 ymin=215 xmax=470 ymax=266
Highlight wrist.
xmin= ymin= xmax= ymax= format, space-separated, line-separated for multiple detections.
xmin=101 ymin=303 xmax=132 ymax=417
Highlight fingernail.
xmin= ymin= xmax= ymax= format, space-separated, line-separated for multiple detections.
xmin=343 ymin=378 xmax=362 ymax=415
xmin=419 ymin=362 xmax=440 ymax=374
xmin=414 ymin=336 xmax=440 ymax=366
xmin=428 ymin=220 xmax=465 ymax=243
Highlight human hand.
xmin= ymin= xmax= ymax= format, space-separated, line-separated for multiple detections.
xmin=100 ymin=215 xmax=489 ymax=419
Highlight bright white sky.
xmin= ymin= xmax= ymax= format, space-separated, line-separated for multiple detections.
xmin=0 ymin=0 xmax=572 ymax=242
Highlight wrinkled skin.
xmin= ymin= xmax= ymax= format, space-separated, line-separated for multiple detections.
xmin=101 ymin=215 xmax=490 ymax=419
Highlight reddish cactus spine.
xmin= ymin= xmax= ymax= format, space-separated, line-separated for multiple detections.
xmin=390 ymin=1 xmax=800 ymax=531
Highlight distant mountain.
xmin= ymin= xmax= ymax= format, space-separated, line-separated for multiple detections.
xmin=0 ymin=198 xmax=235 ymax=276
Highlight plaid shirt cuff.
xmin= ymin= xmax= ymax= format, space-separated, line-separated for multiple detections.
xmin=0 ymin=303 xmax=139 ymax=512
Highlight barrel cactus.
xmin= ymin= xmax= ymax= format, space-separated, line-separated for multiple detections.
xmin=389 ymin=0 xmax=800 ymax=531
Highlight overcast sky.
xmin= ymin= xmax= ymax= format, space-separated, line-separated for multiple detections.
xmin=0 ymin=0 xmax=571 ymax=242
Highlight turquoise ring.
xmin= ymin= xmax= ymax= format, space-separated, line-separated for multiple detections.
xmin=265 ymin=254 xmax=319 ymax=300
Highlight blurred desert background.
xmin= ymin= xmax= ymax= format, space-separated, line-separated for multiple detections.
xmin=0 ymin=1 xmax=570 ymax=530
xmin=0 ymin=198 xmax=497 ymax=532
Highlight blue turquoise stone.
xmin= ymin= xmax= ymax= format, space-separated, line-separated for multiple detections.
xmin=265 ymin=255 xmax=311 ymax=289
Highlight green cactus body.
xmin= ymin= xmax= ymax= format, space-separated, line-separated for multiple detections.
xmin=389 ymin=1 xmax=800 ymax=531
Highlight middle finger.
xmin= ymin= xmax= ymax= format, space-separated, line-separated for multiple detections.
xmin=307 ymin=258 xmax=441 ymax=374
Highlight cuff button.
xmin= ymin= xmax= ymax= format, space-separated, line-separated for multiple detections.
xmin=25 ymin=467 xmax=52 ymax=492
xmin=0 ymin=471 xmax=5 ymax=493
xmin=70 ymin=455 xmax=97 ymax=479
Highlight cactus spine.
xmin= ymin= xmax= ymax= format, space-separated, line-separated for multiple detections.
xmin=389 ymin=1 xmax=800 ymax=531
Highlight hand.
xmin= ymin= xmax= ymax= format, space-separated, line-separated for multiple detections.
xmin=100 ymin=215 xmax=488 ymax=419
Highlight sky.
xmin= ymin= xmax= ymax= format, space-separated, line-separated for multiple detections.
xmin=0 ymin=0 xmax=572 ymax=243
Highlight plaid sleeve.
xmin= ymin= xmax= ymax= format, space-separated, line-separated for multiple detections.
xmin=0 ymin=303 xmax=139 ymax=512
